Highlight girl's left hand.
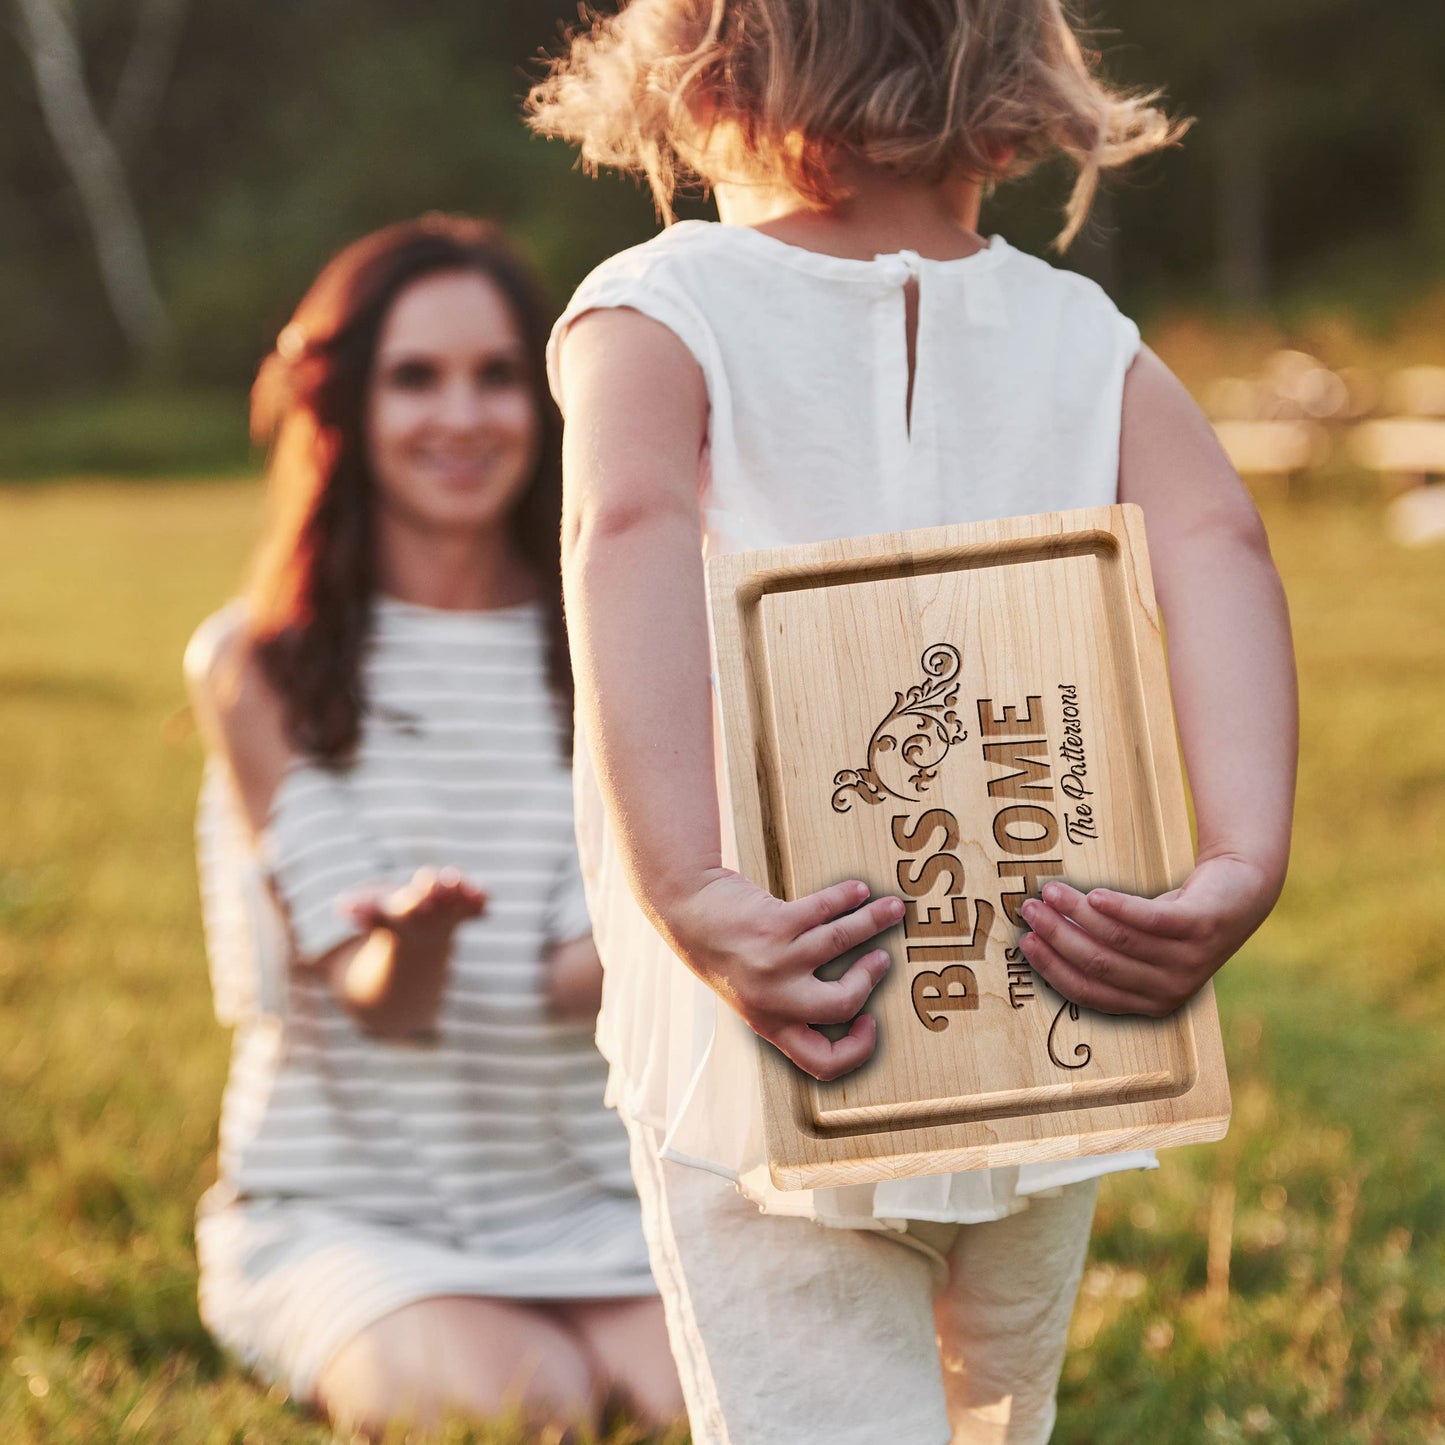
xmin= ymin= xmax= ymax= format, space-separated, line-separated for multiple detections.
xmin=1016 ymin=854 xmax=1279 ymax=1018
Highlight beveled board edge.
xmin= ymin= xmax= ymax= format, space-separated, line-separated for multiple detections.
xmin=705 ymin=505 xmax=1232 ymax=1190
xmin=767 ymin=1103 xmax=1232 ymax=1192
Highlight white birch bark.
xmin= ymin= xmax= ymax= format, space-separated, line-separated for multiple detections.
xmin=15 ymin=0 xmax=171 ymax=357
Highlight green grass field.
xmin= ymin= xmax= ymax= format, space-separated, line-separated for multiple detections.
xmin=1 ymin=479 xmax=1441 ymax=1443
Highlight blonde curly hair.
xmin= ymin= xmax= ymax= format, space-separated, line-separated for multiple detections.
xmin=526 ymin=0 xmax=1187 ymax=248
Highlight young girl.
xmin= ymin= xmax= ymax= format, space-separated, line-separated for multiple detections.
xmin=185 ymin=215 xmax=682 ymax=1437
xmin=530 ymin=5 xmax=1297 ymax=1442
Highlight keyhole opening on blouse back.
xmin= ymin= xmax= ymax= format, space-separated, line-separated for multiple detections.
xmin=903 ymin=276 xmax=919 ymax=438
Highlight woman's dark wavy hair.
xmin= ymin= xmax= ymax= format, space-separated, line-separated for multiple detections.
xmin=246 ymin=214 xmax=571 ymax=767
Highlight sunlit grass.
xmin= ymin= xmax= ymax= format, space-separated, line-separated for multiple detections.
xmin=0 ymin=478 xmax=1441 ymax=1443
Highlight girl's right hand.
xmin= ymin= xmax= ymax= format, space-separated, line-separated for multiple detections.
xmin=664 ymin=870 xmax=903 ymax=1081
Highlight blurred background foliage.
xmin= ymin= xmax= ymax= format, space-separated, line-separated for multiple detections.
xmin=3 ymin=0 xmax=1444 ymax=451
xmin=3 ymin=3 xmax=651 ymax=400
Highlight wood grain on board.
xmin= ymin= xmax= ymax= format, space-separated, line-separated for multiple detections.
xmin=706 ymin=504 xmax=1231 ymax=1191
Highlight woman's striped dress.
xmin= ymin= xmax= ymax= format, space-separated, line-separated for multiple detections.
xmin=193 ymin=595 xmax=655 ymax=1402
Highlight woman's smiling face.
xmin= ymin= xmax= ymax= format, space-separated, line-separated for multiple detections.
xmin=364 ymin=269 xmax=541 ymax=535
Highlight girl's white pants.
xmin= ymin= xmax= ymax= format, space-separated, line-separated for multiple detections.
xmin=624 ymin=1116 xmax=1098 ymax=1445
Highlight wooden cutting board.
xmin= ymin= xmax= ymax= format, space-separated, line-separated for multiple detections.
xmin=706 ymin=504 xmax=1231 ymax=1191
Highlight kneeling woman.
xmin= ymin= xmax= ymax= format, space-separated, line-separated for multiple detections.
xmin=186 ymin=215 xmax=682 ymax=1437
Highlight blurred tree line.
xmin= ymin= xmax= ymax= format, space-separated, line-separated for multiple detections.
xmin=3 ymin=0 xmax=1443 ymax=399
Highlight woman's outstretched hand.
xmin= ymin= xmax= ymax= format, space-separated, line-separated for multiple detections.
xmin=329 ymin=867 xmax=488 ymax=1037
xmin=1015 ymin=854 xmax=1279 ymax=1018
xmin=341 ymin=865 xmax=488 ymax=938
xmin=663 ymin=869 xmax=904 ymax=1082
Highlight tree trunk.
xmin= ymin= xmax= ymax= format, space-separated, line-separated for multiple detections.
xmin=108 ymin=0 xmax=189 ymax=157
xmin=15 ymin=0 xmax=170 ymax=360
xmin=1213 ymin=45 xmax=1269 ymax=307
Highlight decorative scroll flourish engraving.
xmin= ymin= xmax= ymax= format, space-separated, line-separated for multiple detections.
xmin=1047 ymin=999 xmax=1093 ymax=1070
xmin=831 ymin=644 xmax=967 ymax=813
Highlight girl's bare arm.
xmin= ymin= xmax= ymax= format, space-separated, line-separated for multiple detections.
xmin=1017 ymin=347 xmax=1298 ymax=1015
xmin=557 ymin=309 xmax=903 ymax=1081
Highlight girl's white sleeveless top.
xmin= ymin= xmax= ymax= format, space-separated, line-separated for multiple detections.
xmin=547 ymin=221 xmax=1157 ymax=1226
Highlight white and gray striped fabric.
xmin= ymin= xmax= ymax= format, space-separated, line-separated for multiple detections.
xmin=194 ymin=595 xmax=655 ymax=1400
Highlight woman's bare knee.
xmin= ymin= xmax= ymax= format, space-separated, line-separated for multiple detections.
xmin=315 ymin=1309 xmax=425 ymax=1434
xmin=316 ymin=1296 xmax=599 ymax=1435
xmin=559 ymin=1296 xmax=686 ymax=1430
